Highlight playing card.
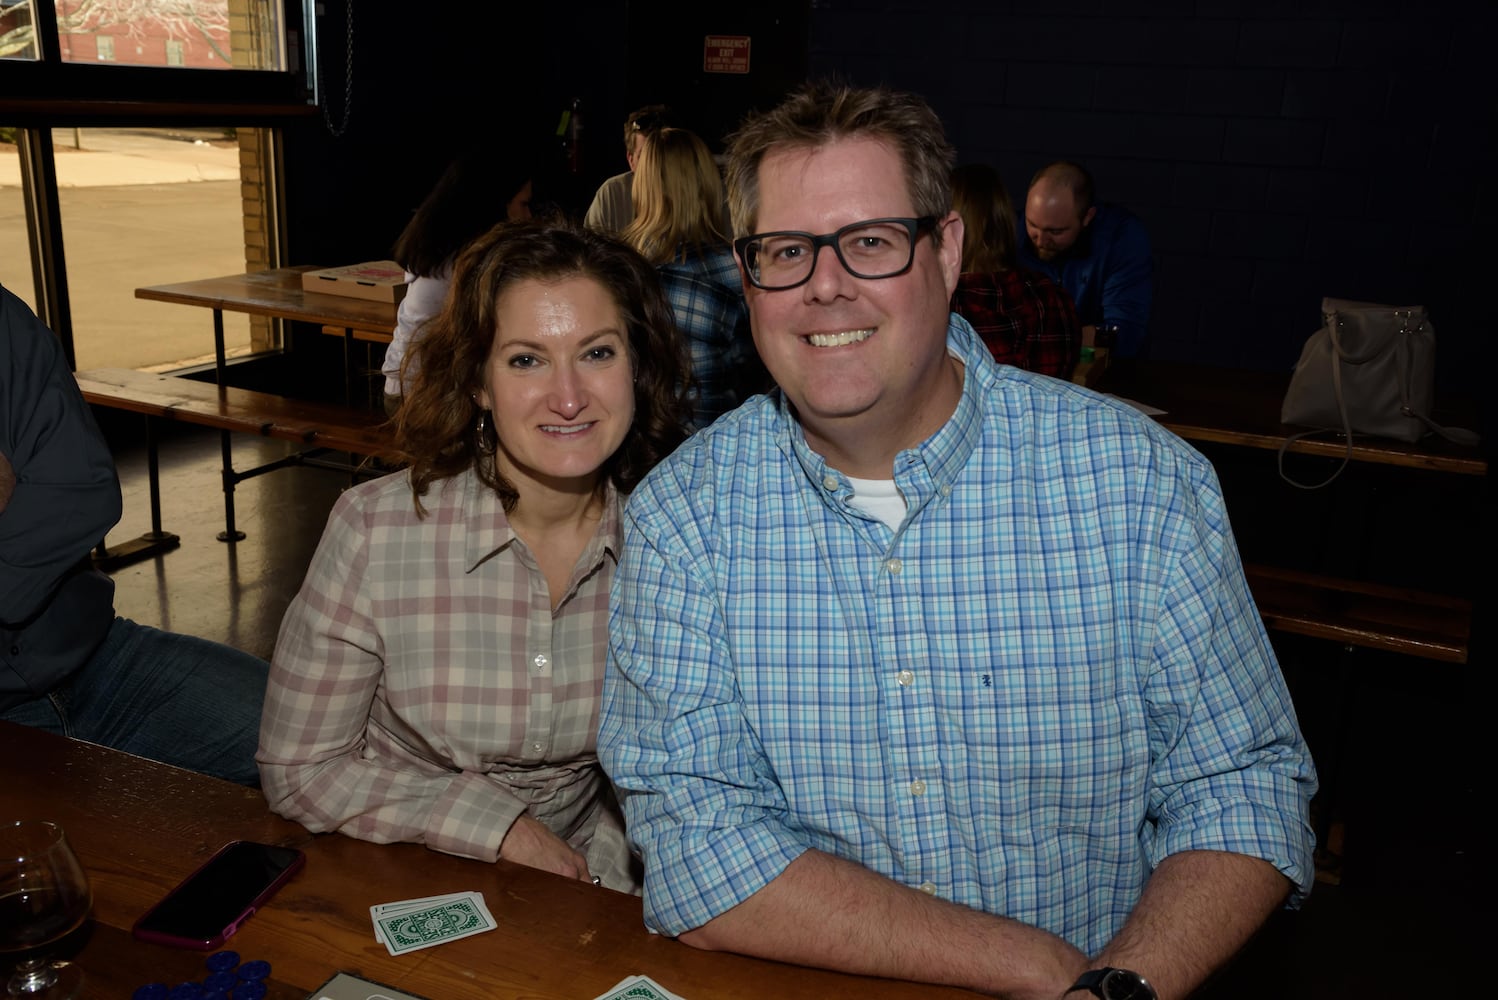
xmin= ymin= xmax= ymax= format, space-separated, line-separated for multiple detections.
xmin=372 ymin=889 xmax=484 ymax=914
xmin=312 ymin=970 xmax=434 ymax=1000
xmin=590 ymin=974 xmax=688 ymax=1000
xmin=371 ymin=893 xmax=496 ymax=956
xmin=370 ymin=891 xmax=491 ymax=945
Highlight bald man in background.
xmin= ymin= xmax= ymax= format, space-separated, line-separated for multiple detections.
xmin=1019 ymin=161 xmax=1153 ymax=358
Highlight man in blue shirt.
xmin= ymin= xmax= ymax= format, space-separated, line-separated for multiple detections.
xmin=600 ymin=83 xmax=1315 ymax=1000
xmin=1019 ymin=161 xmax=1153 ymax=358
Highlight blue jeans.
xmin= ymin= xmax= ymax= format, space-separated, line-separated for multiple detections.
xmin=0 ymin=617 xmax=268 ymax=786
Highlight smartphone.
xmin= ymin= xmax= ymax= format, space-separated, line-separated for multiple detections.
xmin=132 ymin=840 xmax=305 ymax=950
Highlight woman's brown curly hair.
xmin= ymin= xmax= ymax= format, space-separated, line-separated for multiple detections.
xmin=393 ymin=219 xmax=692 ymax=514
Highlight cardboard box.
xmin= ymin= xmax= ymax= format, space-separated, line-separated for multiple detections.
xmin=301 ymin=261 xmax=410 ymax=304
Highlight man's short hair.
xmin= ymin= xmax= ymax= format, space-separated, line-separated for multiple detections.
xmin=1029 ymin=160 xmax=1095 ymax=215
xmin=624 ymin=104 xmax=674 ymax=151
xmin=723 ymin=80 xmax=955 ymax=241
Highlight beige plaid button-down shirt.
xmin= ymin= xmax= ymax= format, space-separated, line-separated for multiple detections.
xmin=258 ymin=467 xmax=638 ymax=891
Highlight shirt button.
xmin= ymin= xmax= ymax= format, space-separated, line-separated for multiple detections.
xmin=896 ymin=669 xmax=915 ymax=687
xmin=822 ymin=474 xmax=839 ymax=491
xmin=910 ymin=779 xmax=927 ymax=796
xmin=532 ymin=653 xmax=549 ymax=671
xmin=940 ymin=484 xmax=952 ymax=497
xmin=919 ymin=881 xmax=937 ymax=895
xmin=532 ymin=742 xmax=544 ymax=753
xmin=885 ymin=558 xmax=902 ymax=575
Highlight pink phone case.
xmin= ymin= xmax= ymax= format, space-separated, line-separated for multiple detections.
xmin=131 ymin=840 xmax=305 ymax=950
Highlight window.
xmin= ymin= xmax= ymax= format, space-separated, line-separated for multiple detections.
xmin=0 ymin=134 xmax=34 ymax=307
xmin=0 ymin=0 xmax=313 ymax=368
xmin=54 ymin=0 xmax=280 ymax=70
xmin=0 ymin=0 xmax=38 ymax=59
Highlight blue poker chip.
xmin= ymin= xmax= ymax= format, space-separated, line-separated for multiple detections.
xmin=132 ymin=986 xmax=169 ymax=1000
xmin=200 ymin=992 xmax=230 ymax=1000
xmin=205 ymin=951 xmax=240 ymax=973
xmin=168 ymin=984 xmax=203 ymax=1000
xmin=204 ymin=972 xmax=238 ymax=991
xmin=236 ymin=959 xmax=271 ymax=981
xmin=231 ymin=982 xmax=267 ymax=1000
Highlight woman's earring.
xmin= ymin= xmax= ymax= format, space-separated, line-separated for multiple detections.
xmin=475 ymin=409 xmax=495 ymax=455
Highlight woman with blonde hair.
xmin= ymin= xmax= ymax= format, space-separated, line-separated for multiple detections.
xmin=623 ymin=127 xmax=763 ymax=429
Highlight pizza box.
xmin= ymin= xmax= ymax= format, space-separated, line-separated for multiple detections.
xmin=300 ymin=261 xmax=411 ymax=304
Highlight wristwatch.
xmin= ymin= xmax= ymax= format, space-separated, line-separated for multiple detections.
xmin=1067 ymin=967 xmax=1158 ymax=1000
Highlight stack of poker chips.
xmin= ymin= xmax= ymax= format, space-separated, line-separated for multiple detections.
xmin=132 ymin=950 xmax=272 ymax=1000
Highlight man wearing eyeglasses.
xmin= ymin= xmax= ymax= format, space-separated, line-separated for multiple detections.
xmin=600 ymin=82 xmax=1315 ymax=1000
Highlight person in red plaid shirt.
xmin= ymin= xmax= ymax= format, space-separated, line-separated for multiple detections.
xmin=950 ymin=163 xmax=1081 ymax=380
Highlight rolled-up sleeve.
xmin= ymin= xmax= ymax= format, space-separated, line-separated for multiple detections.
xmin=1141 ymin=460 xmax=1318 ymax=901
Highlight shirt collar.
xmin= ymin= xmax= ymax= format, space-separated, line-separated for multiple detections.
xmin=456 ymin=469 xmax=622 ymax=575
xmin=777 ymin=313 xmax=994 ymax=505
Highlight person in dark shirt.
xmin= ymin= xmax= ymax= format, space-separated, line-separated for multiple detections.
xmin=950 ymin=162 xmax=1081 ymax=379
xmin=1018 ymin=160 xmax=1153 ymax=358
xmin=0 ymin=284 xmax=269 ymax=785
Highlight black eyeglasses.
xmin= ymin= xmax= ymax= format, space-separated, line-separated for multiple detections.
xmin=733 ymin=216 xmax=940 ymax=291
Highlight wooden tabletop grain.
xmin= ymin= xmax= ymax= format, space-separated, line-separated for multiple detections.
xmin=135 ymin=268 xmax=397 ymax=340
xmin=0 ymin=722 xmax=976 ymax=1000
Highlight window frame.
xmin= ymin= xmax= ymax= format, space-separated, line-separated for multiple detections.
xmin=0 ymin=0 xmax=320 ymax=126
xmin=2 ymin=0 xmax=313 ymax=363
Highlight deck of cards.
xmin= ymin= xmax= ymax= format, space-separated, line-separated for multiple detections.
xmin=369 ymin=891 xmax=496 ymax=956
xmin=590 ymin=975 xmax=688 ymax=1000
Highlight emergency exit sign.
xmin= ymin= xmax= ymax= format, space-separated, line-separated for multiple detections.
xmin=704 ymin=35 xmax=750 ymax=74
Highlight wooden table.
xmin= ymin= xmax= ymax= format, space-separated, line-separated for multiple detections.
xmin=0 ymin=721 xmax=978 ymax=1000
xmin=1099 ymin=360 xmax=1486 ymax=476
xmin=136 ymin=267 xmax=398 ymax=396
xmin=113 ymin=269 xmax=397 ymax=548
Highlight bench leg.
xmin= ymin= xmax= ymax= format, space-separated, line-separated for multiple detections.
xmin=145 ymin=416 xmax=166 ymax=536
xmin=93 ymin=415 xmax=181 ymax=570
xmin=343 ymin=327 xmax=355 ymax=404
xmin=217 ymin=428 xmax=246 ymax=542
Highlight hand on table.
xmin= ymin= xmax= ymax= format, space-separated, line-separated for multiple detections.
xmin=499 ymin=813 xmax=592 ymax=883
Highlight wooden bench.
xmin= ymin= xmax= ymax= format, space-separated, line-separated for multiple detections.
xmin=77 ymin=368 xmax=394 ymax=553
xmin=1241 ymin=563 xmax=1474 ymax=884
xmin=1244 ymin=563 xmax=1472 ymax=664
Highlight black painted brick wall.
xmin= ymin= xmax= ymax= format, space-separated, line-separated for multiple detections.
xmin=808 ymin=2 xmax=1496 ymax=394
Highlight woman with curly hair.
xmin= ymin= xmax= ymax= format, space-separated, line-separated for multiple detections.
xmin=623 ymin=126 xmax=764 ymax=428
xmin=258 ymin=220 xmax=690 ymax=893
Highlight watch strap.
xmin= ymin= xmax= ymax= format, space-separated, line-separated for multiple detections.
xmin=1067 ymin=969 xmax=1110 ymax=996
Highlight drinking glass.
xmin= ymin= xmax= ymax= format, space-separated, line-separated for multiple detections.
xmin=0 ymin=822 xmax=91 ymax=998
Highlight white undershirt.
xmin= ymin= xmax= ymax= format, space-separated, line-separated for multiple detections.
xmin=845 ymin=476 xmax=907 ymax=532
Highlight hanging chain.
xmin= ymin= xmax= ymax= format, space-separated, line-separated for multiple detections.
xmin=321 ymin=0 xmax=354 ymax=137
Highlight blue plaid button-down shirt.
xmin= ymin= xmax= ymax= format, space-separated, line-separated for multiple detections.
xmin=600 ymin=315 xmax=1317 ymax=952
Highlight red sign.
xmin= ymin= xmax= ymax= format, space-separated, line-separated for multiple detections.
xmin=704 ymin=35 xmax=751 ymax=74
